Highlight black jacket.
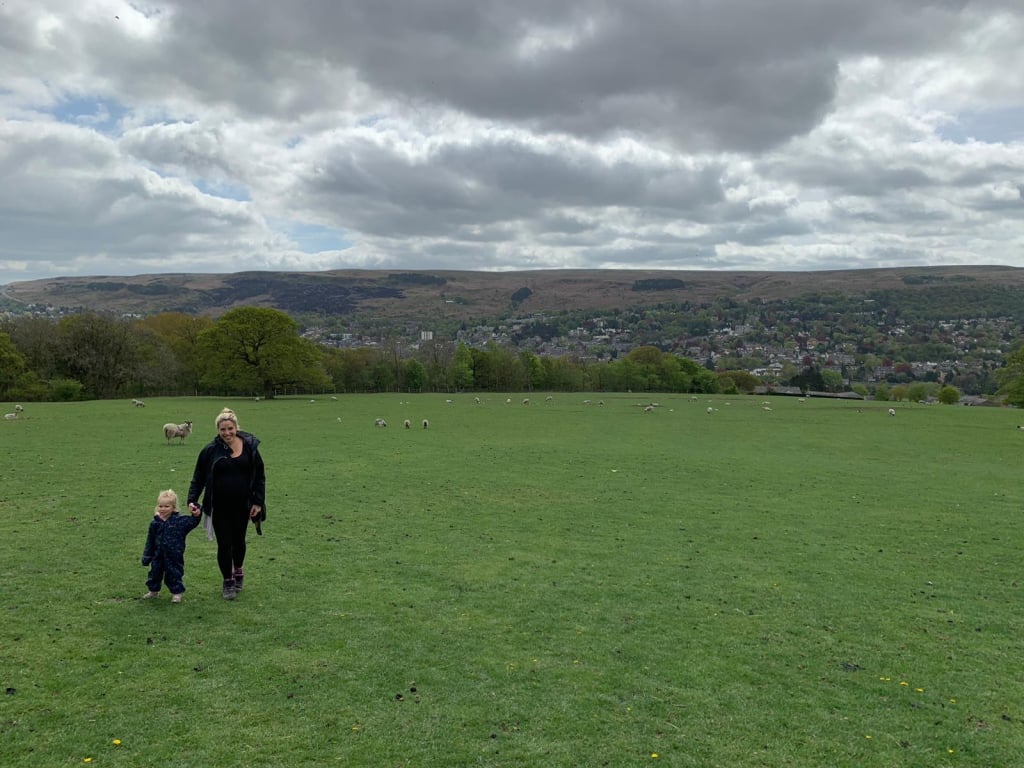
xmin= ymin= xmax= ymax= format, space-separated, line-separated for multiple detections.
xmin=187 ymin=430 xmax=267 ymax=534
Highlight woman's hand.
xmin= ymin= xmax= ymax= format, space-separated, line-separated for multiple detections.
xmin=249 ymin=505 xmax=262 ymax=519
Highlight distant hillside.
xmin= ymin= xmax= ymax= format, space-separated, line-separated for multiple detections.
xmin=4 ymin=266 xmax=1024 ymax=324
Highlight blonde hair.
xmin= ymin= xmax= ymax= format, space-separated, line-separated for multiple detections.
xmin=215 ymin=408 xmax=239 ymax=430
xmin=155 ymin=489 xmax=178 ymax=514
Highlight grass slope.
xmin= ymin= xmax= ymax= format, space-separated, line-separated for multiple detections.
xmin=1 ymin=395 xmax=1022 ymax=767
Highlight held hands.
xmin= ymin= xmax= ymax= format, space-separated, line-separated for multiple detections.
xmin=249 ymin=504 xmax=262 ymax=519
xmin=189 ymin=502 xmax=201 ymax=516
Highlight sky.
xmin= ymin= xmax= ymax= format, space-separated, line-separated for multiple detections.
xmin=1 ymin=0 xmax=1023 ymax=285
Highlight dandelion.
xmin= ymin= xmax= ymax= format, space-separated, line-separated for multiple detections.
xmin=948 ymin=748 xmax=955 ymax=754
xmin=865 ymin=735 xmax=872 ymax=740
xmin=651 ymin=753 xmax=659 ymax=759
xmin=84 ymin=760 xmax=93 ymax=764
xmin=915 ymin=688 xmax=924 ymax=692
xmin=112 ymin=739 xmax=122 ymax=746
xmin=950 ymin=698 xmax=957 ymax=703
xmin=900 ymin=681 xmax=909 ymax=686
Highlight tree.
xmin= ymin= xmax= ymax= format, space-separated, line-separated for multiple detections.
xmin=197 ymin=307 xmax=326 ymax=398
xmin=997 ymin=346 xmax=1024 ymax=407
xmin=403 ymin=359 xmax=426 ymax=392
xmin=58 ymin=313 xmax=144 ymax=399
xmin=139 ymin=313 xmax=215 ymax=394
xmin=0 ymin=332 xmax=27 ymax=399
xmin=938 ymin=385 xmax=961 ymax=404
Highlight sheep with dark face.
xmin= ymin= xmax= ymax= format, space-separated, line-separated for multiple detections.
xmin=163 ymin=420 xmax=193 ymax=445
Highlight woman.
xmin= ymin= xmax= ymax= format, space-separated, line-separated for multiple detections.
xmin=187 ymin=408 xmax=266 ymax=600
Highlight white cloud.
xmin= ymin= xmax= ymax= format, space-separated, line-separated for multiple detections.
xmin=1 ymin=0 xmax=1023 ymax=284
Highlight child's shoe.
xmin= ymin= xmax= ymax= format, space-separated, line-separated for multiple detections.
xmin=171 ymin=593 xmax=183 ymax=603
xmin=222 ymin=579 xmax=237 ymax=600
xmin=142 ymin=591 xmax=159 ymax=599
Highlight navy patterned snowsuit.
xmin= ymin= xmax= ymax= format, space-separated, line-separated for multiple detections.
xmin=142 ymin=511 xmax=201 ymax=594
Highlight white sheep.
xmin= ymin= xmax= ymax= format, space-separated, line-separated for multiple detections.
xmin=14 ymin=404 xmax=24 ymax=413
xmin=375 ymin=418 xmax=387 ymax=427
xmin=3 ymin=412 xmax=17 ymax=421
xmin=163 ymin=420 xmax=193 ymax=445
xmin=643 ymin=405 xmax=654 ymax=413
xmin=403 ymin=419 xmax=411 ymax=429
xmin=888 ymin=408 xmax=896 ymax=416
xmin=522 ymin=398 xmax=530 ymax=405
xmin=134 ymin=399 xmax=146 ymax=407
xmin=707 ymin=406 xmax=714 ymax=414
xmin=422 ymin=419 xmax=429 ymax=429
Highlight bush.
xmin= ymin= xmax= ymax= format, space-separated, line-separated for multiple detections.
xmin=49 ymin=378 xmax=85 ymax=401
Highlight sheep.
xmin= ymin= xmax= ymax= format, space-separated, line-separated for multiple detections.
xmin=643 ymin=405 xmax=654 ymax=413
xmin=545 ymin=395 xmax=553 ymax=402
xmin=888 ymin=408 xmax=896 ymax=416
xmin=134 ymin=399 xmax=146 ymax=407
xmin=163 ymin=420 xmax=193 ymax=445
xmin=404 ymin=419 xmax=411 ymax=429
xmin=707 ymin=406 xmax=714 ymax=414
xmin=422 ymin=419 xmax=429 ymax=429
xmin=14 ymin=404 xmax=23 ymax=413
xmin=375 ymin=418 xmax=387 ymax=427
xmin=522 ymin=398 xmax=530 ymax=405
xmin=3 ymin=412 xmax=17 ymax=421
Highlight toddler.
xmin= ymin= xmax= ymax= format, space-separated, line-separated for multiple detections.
xmin=141 ymin=489 xmax=201 ymax=602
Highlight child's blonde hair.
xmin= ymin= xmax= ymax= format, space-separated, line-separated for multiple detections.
xmin=154 ymin=489 xmax=178 ymax=514
xmin=215 ymin=408 xmax=239 ymax=429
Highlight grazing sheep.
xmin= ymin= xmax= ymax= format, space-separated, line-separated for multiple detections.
xmin=4 ymin=412 xmax=17 ymax=421
xmin=163 ymin=420 xmax=193 ymax=445
xmin=888 ymin=408 xmax=896 ymax=416
xmin=133 ymin=399 xmax=146 ymax=407
xmin=643 ymin=405 xmax=654 ymax=413
xmin=403 ymin=419 xmax=411 ymax=429
xmin=522 ymin=398 xmax=530 ymax=405
xmin=707 ymin=406 xmax=714 ymax=414
xmin=545 ymin=396 xmax=553 ymax=402
xmin=375 ymin=418 xmax=387 ymax=427
xmin=583 ymin=399 xmax=592 ymax=405
xmin=14 ymin=404 xmax=24 ymax=413
xmin=474 ymin=397 xmax=481 ymax=404
xmin=422 ymin=419 xmax=429 ymax=429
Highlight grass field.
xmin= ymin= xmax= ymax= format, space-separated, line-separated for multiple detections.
xmin=1 ymin=394 xmax=1023 ymax=767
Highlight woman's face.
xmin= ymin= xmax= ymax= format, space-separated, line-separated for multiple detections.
xmin=218 ymin=419 xmax=238 ymax=442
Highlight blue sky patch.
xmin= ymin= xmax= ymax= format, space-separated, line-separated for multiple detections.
xmin=51 ymin=96 xmax=128 ymax=134
xmin=270 ymin=219 xmax=354 ymax=253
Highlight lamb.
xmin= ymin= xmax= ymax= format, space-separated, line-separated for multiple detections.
xmin=3 ymin=412 xmax=17 ymax=421
xmin=133 ymin=399 xmax=146 ymax=407
xmin=422 ymin=419 xmax=429 ymax=429
xmin=163 ymin=420 xmax=193 ymax=445
xmin=888 ymin=408 xmax=896 ymax=416
xmin=404 ymin=419 xmax=411 ymax=429
xmin=14 ymin=404 xmax=23 ymax=413
xmin=375 ymin=418 xmax=387 ymax=427
xmin=522 ymin=398 xmax=530 ymax=405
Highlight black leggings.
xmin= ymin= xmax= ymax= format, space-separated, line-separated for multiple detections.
xmin=211 ymin=507 xmax=250 ymax=579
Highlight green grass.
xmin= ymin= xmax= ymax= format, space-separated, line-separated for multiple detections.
xmin=2 ymin=394 xmax=1023 ymax=767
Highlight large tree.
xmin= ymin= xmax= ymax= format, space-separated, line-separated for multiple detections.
xmin=197 ymin=307 xmax=327 ymax=398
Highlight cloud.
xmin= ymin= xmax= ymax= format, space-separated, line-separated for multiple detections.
xmin=1 ymin=0 xmax=1023 ymax=283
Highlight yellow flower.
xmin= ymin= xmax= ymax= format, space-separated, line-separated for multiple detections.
xmin=900 ymin=681 xmax=909 ymax=686
xmin=651 ymin=753 xmax=659 ymax=759
xmin=84 ymin=760 xmax=93 ymax=764
xmin=865 ymin=735 xmax=872 ymax=740
xmin=915 ymin=688 xmax=924 ymax=693
xmin=112 ymin=739 xmax=122 ymax=746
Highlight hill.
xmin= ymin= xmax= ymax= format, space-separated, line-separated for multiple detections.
xmin=4 ymin=265 xmax=1024 ymax=325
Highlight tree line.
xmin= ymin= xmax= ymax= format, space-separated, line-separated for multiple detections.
xmin=1 ymin=308 xmax=726 ymax=401
xmin=3 ymin=307 xmax=1016 ymax=403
